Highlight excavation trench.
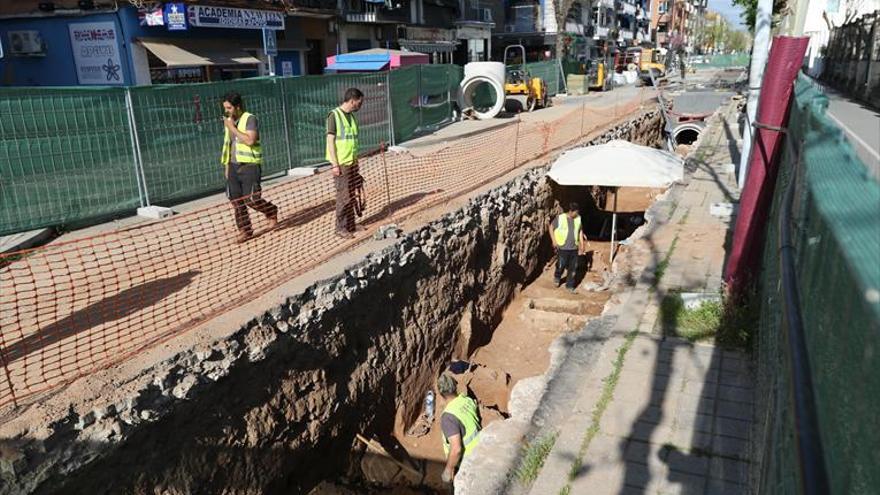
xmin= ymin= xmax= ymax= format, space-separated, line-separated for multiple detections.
xmin=13 ymin=111 xmax=664 ymax=495
xmin=313 ymin=187 xmax=660 ymax=495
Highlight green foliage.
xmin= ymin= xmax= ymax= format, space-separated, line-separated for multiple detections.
xmin=732 ymin=0 xmax=789 ymax=32
xmin=660 ymin=292 xmax=755 ymax=349
xmin=515 ymin=433 xmax=558 ymax=485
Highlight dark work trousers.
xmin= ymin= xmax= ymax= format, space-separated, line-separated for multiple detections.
xmin=334 ymin=163 xmax=360 ymax=233
xmin=554 ymin=249 xmax=579 ymax=289
xmin=226 ymin=163 xmax=278 ymax=235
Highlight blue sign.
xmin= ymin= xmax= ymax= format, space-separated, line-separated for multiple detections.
xmin=262 ymin=28 xmax=278 ymax=56
xmin=164 ymin=3 xmax=188 ymax=31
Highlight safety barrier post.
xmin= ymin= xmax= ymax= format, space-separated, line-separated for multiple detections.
xmin=0 ymin=346 xmax=18 ymax=408
xmin=279 ymin=78 xmax=296 ymax=170
xmin=125 ymin=87 xmax=150 ymax=207
xmin=512 ymin=118 xmax=522 ymax=168
xmin=580 ymin=100 xmax=587 ymax=136
xmin=417 ymin=65 xmax=424 ymax=132
xmin=380 ymin=141 xmax=392 ymax=212
xmin=385 ymin=72 xmax=396 ymax=146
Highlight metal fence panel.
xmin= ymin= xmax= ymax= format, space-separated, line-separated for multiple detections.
xmin=129 ymin=77 xmax=288 ymax=204
xmin=283 ymin=72 xmax=391 ymax=167
xmin=0 ymin=87 xmax=142 ymax=235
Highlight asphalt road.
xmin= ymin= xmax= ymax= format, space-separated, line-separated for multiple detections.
xmin=821 ymin=85 xmax=880 ymax=180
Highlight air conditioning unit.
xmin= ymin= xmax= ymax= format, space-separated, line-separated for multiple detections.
xmin=8 ymin=31 xmax=46 ymax=56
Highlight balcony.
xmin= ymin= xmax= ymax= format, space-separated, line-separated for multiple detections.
xmin=286 ymin=0 xmax=338 ymax=12
xmin=504 ymin=5 xmax=539 ymax=33
xmin=457 ymin=5 xmax=494 ymax=26
xmin=344 ymin=0 xmax=410 ymax=24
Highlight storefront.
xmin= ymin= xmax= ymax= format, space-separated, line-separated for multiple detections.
xmin=398 ymin=26 xmax=458 ymax=64
xmin=128 ymin=4 xmax=307 ymax=84
xmin=0 ymin=2 xmax=307 ymax=87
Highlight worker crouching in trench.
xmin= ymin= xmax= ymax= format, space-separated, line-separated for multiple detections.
xmin=437 ymin=374 xmax=482 ymax=485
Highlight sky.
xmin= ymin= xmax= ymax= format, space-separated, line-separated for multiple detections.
xmin=707 ymin=0 xmax=749 ymax=29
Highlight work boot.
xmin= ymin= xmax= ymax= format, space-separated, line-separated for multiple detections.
xmin=267 ymin=213 xmax=279 ymax=230
xmin=335 ymin=230 xmax=355 ymax=239
xmin=567 ymin=286 xmax=578 ymax=294
xmin=554 ymin=278 xmax=562 ymax=287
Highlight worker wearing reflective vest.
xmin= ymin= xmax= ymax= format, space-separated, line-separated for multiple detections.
xmin=221 ymin=92 xmax=278 ymax=243
xmin=326 ymin=87 xmax=365 ymax=238
xmin=438 ymin=374 xmax=481 ymax=484
xmin=549 ymin=202 xmax=588 ymax=293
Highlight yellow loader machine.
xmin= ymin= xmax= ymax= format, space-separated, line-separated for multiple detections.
xmin=626 ymin=47 xmax=666 ymax=85
xmin=585 ymin=43 xmax=611 ymax=91
xmin=503 ymin=45 xmax=548 ymax=112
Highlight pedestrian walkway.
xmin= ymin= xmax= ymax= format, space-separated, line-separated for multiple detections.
xmin=525 ymin=97 xmax=753 ymax=494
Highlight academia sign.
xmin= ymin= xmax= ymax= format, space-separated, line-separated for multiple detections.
xmin=187 ymin=5 xmax=285 ymax=30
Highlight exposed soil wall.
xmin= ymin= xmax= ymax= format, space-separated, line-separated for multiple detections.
xmin=2 ymin=110 xmax=662 ymax=495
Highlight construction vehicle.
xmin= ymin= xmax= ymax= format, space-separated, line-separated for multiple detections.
xmin=503 ymin=45 xmax=548 ymax=112
xmin=625 ymin=47 xmax=667 ymax=85
xmin=584 ymin=42 xmax=612 ymax=91
xmin=563 ymin=38 xmax=611 ymax=93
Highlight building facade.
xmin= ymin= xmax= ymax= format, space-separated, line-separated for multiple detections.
xmin=650 ymin=0 xmax=706 ymax=51
xmin=0 ymin=0 xmax=319 ymax=86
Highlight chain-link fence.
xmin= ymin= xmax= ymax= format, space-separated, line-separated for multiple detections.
xmin=753 ymin=73 xmax=880 ymax=493
xmin=0 ymin=65 xmax=464 ymax=235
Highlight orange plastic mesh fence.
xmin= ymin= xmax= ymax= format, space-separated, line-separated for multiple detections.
xmin=0 ymin=92 xmax=649 ymax=409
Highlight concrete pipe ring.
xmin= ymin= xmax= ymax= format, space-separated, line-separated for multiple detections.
xmin=459 ymin=76 xmax=505 ymax=120
xmin=672 ymin=122 xmax=705 ymax=146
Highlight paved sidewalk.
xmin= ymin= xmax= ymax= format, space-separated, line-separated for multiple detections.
xmin=526 ymin=98 xmax=754 ymax=495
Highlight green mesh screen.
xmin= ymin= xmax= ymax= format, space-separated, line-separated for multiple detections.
xmin=389 ymin=66 xmax=421 ymax=144
xmin=754 ymin=74 xmax=880 ymax=493
xmin=526 ymin=60 xmax=565 ymax=96
xmin=0 ymin=87 xmax=142 ymax=235
xmin=389 ymin=64 xmax=462 ymax=143
xmin=691 ymin=54 xmax=750 ymax=68
xmin=284 ymin=72 xmax=391 ymax=167
xmin=0 ymin=64 xmax=467 ymax=234
xmin=129 ymin=77 xmax=288 ymax=204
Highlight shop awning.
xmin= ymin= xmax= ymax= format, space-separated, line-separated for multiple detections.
xmin=138 ymin=38 xmax=261 ymax=67
xmin=326 ymin=60 xmax=390 ymax=71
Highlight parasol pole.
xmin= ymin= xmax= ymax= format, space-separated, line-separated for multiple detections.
xmin=610 ymin=187 xmax=618 ymax=266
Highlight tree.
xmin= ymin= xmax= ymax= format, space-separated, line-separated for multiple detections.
xmin=727 ymin=30 xmax=751 ymax=52
xmin=731 ymin=0 xmax=789 ymax=32
xmin=822 ymin=0 xmax=867 ymax=30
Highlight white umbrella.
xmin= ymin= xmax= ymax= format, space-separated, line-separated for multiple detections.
xmin=547 ymin=140 xmax=684 ymax=264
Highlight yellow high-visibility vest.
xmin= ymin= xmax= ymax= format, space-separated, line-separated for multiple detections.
xmin=326 ymin=107 xmax=359 ymax=166
xmin=442 ymin=395 xmax=481 ymax=458
xmin=553 ymin=213 xmax=582 ymax=247
xmin=220 ymin=111 xmax=262 ymax=165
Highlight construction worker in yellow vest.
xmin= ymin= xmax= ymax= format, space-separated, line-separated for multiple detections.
xmin=548 ymin=202 xmax=587 ymax=293
xmin=221 ymin=92 xmax=279 ymax=243
xmin=438 ymin=374 xmax=481 ymax=484
xmin=326 ymin=88 xmax=364 ymax=239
